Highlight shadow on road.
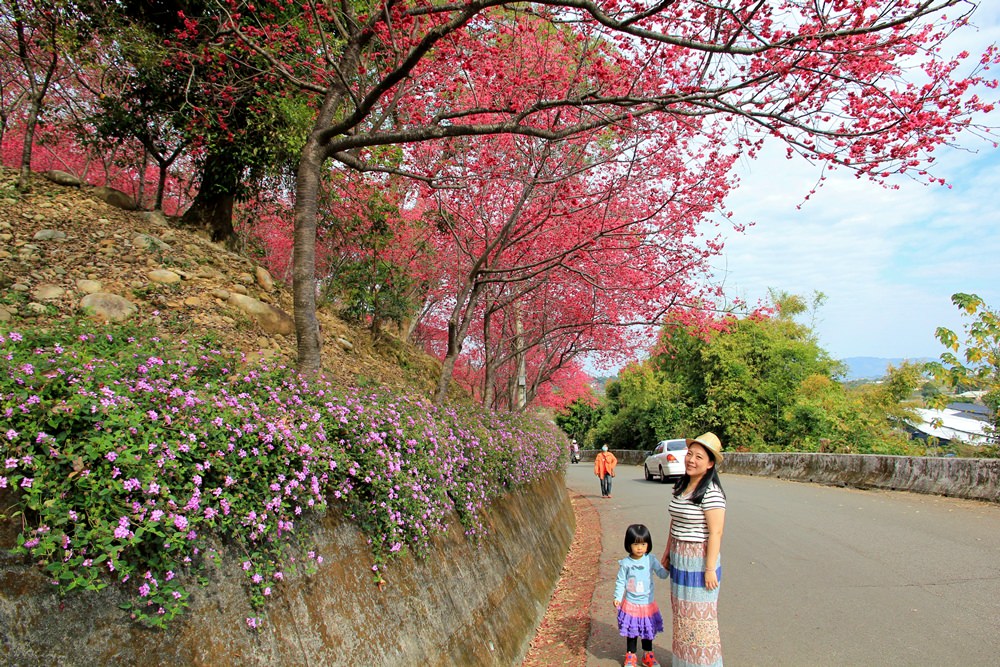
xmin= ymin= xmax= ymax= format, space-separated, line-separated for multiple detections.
xmin=587 ymin=618 xmax=673 ymax=665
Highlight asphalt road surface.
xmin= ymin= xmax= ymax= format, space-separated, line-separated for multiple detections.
xmin=564 ymin=461 xmax=1000 ymax=666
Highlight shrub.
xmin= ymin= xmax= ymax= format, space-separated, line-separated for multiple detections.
xmin=0 ymin=322 xmax=563 ymax=628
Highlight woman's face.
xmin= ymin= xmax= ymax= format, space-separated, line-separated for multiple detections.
xmin=685 ymin=443 xmax=715 ymax=478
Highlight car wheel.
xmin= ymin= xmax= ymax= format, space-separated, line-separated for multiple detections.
xmin=659 ymin=466 xmax=670 ymax=484
xmin=644 ymin=465 xmax=653 ymax=481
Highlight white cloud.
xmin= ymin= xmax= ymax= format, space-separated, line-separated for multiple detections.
xmin=714 ymin=135 xmax=1000 ymax=359
xmin=584 ymin=5 xmax=1000 ymax=374
xmin=705 ymin=4 xmax=1000 ymax=360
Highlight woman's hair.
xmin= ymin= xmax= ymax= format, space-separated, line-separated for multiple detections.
xmin=672 ymin=445 xmax=725 ymax=504
xmin=624 ymin=523 xmax=653 ymax=554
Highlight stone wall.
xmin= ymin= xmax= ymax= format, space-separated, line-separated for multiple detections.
xmin=582 ymin=449 xmax=999 ymax=504
xmin=0 ymin=472 xmax=574 ymax=666
xmin=722 ymin=452 xmax=999 ymax=503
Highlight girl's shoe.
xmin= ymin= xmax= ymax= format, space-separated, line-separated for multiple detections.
xmin=623 ymin=652 xmax=639 ymax=667
xmin=642 ymin=651 xmax=661 ymax=667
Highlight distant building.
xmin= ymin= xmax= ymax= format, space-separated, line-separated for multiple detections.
xmin=907 ymin=408 xmax=994 ymax=446
xmin=944 ymin=402 xmax=992 ymax=422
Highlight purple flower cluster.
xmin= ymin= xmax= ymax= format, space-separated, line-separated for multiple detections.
xmin=0 ymin=326 xmax=564 ymax=627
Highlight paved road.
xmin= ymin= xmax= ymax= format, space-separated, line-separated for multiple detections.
xmin=564 ymin=461 xmax=1000 ymax=666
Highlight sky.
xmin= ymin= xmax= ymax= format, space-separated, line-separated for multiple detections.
xmin=708 ymin=4 xmax=1000 ymax=362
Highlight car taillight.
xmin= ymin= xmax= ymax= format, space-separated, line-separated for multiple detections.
xmin=666 ymin=454 xmax=678 ymax=462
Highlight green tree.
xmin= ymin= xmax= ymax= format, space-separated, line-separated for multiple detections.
xmin=85 ymin=0 xmax=312 ymax=240
xmin=561 ymin=292 xmax=929 ymax=455
xmin=554 ymin=397 xmax=602 ymax=445
xmin=785 ymin=364 xmax=923 ymax=454
xmin=588 ymin=363 xmax=689 ymax=450
xmin=926 ymin=293 xmax=1000 ymax=437
xmin=654 ymin=293 xmax=841 ymax=450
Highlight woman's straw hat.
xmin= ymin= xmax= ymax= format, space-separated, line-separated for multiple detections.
xmin=685 ymin=432 xmax=723 ymax=464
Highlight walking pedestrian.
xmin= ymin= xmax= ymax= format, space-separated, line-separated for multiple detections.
xmin=594 ymin=444 xmax=618 ymax=498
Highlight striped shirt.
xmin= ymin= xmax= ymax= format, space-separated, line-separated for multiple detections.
xmin=668 ymin=484 xmax=726 ymax=542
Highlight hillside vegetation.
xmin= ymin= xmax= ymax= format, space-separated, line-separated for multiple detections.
xmin=0 ymin=167 xmax=444 ymax=394
xmin=0 ymin=167 xmax=564 ymax=628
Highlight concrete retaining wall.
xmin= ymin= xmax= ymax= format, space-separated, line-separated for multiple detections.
xmin=582 ymin=450 xmax=999 ymax=503
xmin=1 ymin=472 xmax=574 ymax=666
xmin=722 ymin=452 xmax=999 ymax=503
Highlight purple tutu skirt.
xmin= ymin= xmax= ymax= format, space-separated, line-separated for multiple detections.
xmin=617 ymin=600 xmax=664 ymax=640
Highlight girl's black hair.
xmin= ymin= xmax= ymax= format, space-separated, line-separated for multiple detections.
xmin=624 ymin=523 xmax=653 ymax=554
xmin=672 ymin=445 xmax=725 ymax=504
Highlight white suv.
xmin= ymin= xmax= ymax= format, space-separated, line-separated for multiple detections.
xmin=643 ymin=439 xmax=687 ymax=483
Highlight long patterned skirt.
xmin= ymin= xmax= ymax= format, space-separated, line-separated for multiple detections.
xmin=669 ymin=539 xmax=722 ymax=667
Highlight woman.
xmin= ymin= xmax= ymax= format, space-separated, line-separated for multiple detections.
xmin=661 ymin=432 xmax=725 ymax=667
xmin=593 ymin=444 xmax=618 ymax=498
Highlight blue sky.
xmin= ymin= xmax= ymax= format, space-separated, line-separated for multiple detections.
xmin=712 ymin=5 xmax=1000 ymax=361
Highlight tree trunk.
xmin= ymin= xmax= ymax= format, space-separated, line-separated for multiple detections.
xmin=16 ymin=96 xmax=40 ymax=191
xmin=136 ymin=151 xmax=149 ymax=210
xmin=179 ymin=150 xmax=237 ymax=243
xmin=155 ymin=159 xmax=168 ymax=211
xmin=434 ymin=281 xmax=485 ymax=404
xmin=435 ymin=321 xmax=463 ymax=404
xmin=513 ymin=307 xmax=527 ymax=411
xmin=482 ymin=309 xmax=495 ymax=408
xmin=292 ymin=141 xmax=325 ymax=376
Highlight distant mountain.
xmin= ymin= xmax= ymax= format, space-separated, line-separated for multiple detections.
xmin=839 ymin=356 xmax=933 ymax=381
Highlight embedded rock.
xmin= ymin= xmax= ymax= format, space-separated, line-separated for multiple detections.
xmin=255 ymin=266 xmax=275 ymax=292
xmin=91 ymin=186 xmax=137 ymax=211
xmin=133 ymin=233 xmax=171 ymax=252
xmin=32 ymin=229 xmax=66 ymax=241
xmin=148 ymin=269 xmax=181 ymax=284
xmin=43 ymin=170 xmax=82 ymax=187
xmin=140 ymin=210 xmax=170 ymax=227
xmin=32 ymin=284 xmax=65 ymax=300
xmin=227 ymin=293 xmax=294 ymax=336
xmin=79 ymin=293 xmax=138 ymax=322
xmin=76 ymin=279 xmax=103 ymax=294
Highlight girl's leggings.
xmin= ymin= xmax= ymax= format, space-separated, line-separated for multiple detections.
xmin=627 ymin=636 xmax=653 ymax=653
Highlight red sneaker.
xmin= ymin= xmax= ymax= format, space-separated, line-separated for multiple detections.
xmin=642 ymin=651 xmax=661 ymax=667
xmin=623 ymin=652 xmax=639 ymax=667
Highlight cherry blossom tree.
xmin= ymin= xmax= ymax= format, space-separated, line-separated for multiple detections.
xmin=1 ymin=0 xmax=86 ymax=190
xmin=409 ymin=124 xmax=733 ymax=403
xmin=167 ymin=1 xmax=999 ymax=377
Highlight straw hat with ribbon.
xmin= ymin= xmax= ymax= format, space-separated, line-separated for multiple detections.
xmin=685 ymin=432 xmax=723 ymax=464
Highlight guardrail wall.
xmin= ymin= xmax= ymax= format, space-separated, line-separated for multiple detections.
xmin=580 ymin=450 xmax=999 ymax=503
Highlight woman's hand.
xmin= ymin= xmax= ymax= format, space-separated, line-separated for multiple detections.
xmin=704 ymin=568 xmax=719 ymax=591
xmin=660 ymin=550 xmax=670 ymax=570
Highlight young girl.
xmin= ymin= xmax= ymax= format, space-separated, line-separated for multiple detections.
xmin=614 ymin=523 xmax=668 ymax=667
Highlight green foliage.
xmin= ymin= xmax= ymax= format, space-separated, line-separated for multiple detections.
xmin=321 ymin=190 xmax=421 ymax=334
xmin=332 ymin=258 xmax=415 ymax=332
xmin=784 ymin=365 xmax=923 ymax=454
xmin=562 ymin=292 xmax=925 ymax=455
xmin=588 ymin=364 xmax=688 ymax=450
xmin=926 ymin=293 xmax=1000 ymax=437
xmin=554 ymin=397 xmax=602 ymax=443
xmin=653 ymin=313 xmax=843 ymax=451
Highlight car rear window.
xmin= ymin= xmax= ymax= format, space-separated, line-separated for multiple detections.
xmin=666 ymin=440 xmax=686 ymax=451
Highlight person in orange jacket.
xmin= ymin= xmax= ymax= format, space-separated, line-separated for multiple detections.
xmin=594 ymin=445 xmax=618 ymax=498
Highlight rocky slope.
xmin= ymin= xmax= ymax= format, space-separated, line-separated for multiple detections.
xmin=0 ymin=166 xmax=441 ymax=394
